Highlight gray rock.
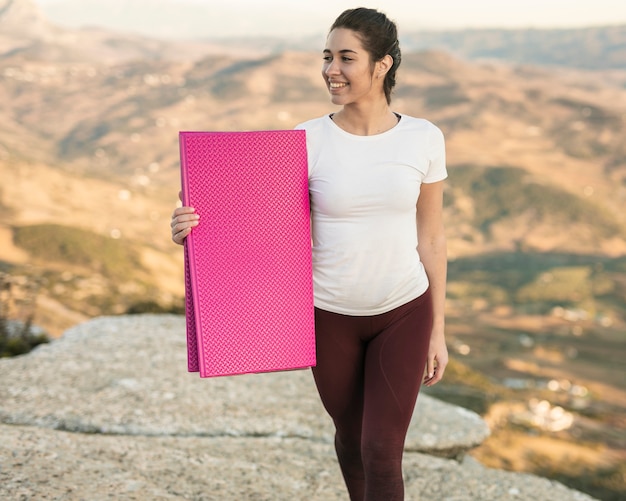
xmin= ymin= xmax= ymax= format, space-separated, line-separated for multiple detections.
xmin=0 ymin=314 xmax=489 ymax=454
xmin=0 ymin=423 xmax=595 ymax=500
xmin=0 ymin=314 xmax=597 ymax=500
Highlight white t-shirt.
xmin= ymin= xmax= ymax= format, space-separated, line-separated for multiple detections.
xmin=295 ymin=113 xmax=447 ymax=315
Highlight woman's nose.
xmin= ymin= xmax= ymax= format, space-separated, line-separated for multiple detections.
xmin=324 ymin=60 xmax=339 ymax=76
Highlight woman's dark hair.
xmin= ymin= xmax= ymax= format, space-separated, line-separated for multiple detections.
xmin=330 ymin=8 xmax=401 ymax=104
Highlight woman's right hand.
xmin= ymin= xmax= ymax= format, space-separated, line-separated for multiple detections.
xmin=171 ymin=205 xmax=199 ymax=245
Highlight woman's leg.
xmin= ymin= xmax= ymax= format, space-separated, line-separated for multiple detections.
xmin=312 ymin=290 xmax=433 ymax=501
xmin=312 ymin=308 xmax=369 ymax=501
xmin=361 ymin=290 xmax=433 ymax=501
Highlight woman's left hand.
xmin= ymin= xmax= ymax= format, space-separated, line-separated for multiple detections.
xmin=423 ymin=328 xmax=448 ymax=387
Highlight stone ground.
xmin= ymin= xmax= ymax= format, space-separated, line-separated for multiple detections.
xmin=0 ymin=314 xmax=597 ymax=500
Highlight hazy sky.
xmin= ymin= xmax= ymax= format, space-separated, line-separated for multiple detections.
xmin=186 ymin=0 xmax=626 ymax=29
xmin=34 ymin=0 xmax=626 ymax=37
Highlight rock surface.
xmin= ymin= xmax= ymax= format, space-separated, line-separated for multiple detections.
xmin=0 ymin=314 xmax=597 ymax=500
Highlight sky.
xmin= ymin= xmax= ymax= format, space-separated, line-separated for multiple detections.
xmin=34 ymin=0 xmax=626 ymax=38
xmin=184 ymin=0 xmax=626 ymax=29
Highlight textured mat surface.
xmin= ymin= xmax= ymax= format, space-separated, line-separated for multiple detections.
xmin=180 ymin=130 xmax=315 ymax=377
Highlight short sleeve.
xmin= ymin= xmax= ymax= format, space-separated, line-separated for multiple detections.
xmin=423 ymin=123 xmax=447 ymax=184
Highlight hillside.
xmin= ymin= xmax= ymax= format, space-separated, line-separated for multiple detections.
xmin=403 ymin=25 xmax=626 ymax=70
xmin=3 ymin=45 xmax=624 ymax=260
xmin=0 ymin=2 xmax=625 ymax=499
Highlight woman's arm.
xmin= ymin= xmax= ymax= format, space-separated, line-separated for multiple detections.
xmin=416 ymin=180 xmax=448 ymax=386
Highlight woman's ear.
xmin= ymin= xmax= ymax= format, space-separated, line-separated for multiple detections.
xmin=376 ymin=54 xmax=394 ymax=78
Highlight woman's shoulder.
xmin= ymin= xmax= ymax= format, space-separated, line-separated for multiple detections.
xmin=397 ymin=115 xmax=445 ymax=144
xmin=397 ymin=114 xmax=441 ymax=132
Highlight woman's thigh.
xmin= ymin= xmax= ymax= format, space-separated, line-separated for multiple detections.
xmin=362 ymin=290 xmax=433 ymax=444
xmin=311 ymin=308 xmax=369 ymax=430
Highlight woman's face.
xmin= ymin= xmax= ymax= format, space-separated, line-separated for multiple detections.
xmin=322 ymin=28 xmax=383 ymax=107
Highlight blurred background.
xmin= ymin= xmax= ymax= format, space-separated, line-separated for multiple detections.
xmin=0 ymin=1 xmax=624 ymax=499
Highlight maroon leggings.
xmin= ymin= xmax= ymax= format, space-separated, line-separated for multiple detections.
xmin=311 ymin=289 xmax=433 ymax=501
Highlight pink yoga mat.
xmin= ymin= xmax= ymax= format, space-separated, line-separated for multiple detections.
xmin=179 ymin=130 xmax=315 ymax=377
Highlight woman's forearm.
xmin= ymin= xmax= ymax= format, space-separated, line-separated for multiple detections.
xmin=419 ymin=232 xmax=447 ymax=333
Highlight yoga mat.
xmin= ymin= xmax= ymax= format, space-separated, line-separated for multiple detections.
xmin=179 ymin=130 xmax=315 ymax=377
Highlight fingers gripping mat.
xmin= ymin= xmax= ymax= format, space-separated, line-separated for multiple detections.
xmin=179 ymin=130 xmax=315 ymax=377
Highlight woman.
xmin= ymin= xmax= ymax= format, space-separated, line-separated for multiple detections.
xmin=171 ymin=8 xmax=448 ymax=500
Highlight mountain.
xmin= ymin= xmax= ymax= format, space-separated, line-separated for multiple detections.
xmin=33 ymin=0 xmax=626 ymax=70
xmin=1 ymin=0 xmax=625 ymax=328
xmin=403 ymin=25 xmax=626 ymax=70
xmin=0 ymin=0 xmax=50 ymax=37
xmin=0 ymin=0 xmax=234 ymax=63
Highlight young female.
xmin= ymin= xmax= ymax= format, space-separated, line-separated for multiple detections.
xmin=171 ymin=8 xmax=448 ymax=500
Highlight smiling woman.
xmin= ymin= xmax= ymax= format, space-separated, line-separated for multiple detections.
xmin=171 ymin=7 xmax=449 ymax=500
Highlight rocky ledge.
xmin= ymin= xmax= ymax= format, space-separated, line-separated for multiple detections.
xmin=0 ymin=314 xmax=596 ymax=500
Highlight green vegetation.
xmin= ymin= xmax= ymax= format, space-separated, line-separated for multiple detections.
xmin=448 ymin=164 xmax=622 ymax=237
xmin=0 ymin=271 xmax=49 ymax=358
xmin=0 ymin=320 xmax=48 ymax=358
xmin=448 ymin=251 xmax=626 ymax=319
xmin=125 ymin=299 xmax=184 ymax=315
xmin=422 ymin=84 xmax=470 ymax=108
xmin=7 ymin=223 xmax=185 ymax=322
xmin=423 ymin=357 xmax=507 ymax=414
xmin=13 ymin=224 xmax=145 ymax=281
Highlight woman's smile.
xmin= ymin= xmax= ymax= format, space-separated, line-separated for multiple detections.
xmin=329 ymin=80 xmax=348 ymax=90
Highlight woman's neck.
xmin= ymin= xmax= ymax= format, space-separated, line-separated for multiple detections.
xmin=332 ymin=102 xmax=399 ymax=136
